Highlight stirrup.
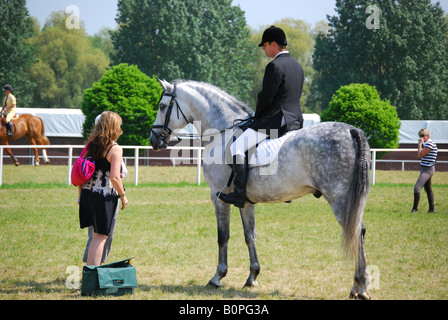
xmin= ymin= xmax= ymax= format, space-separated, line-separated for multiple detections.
xmin=216 ymin=185 xmax=231 ymax=203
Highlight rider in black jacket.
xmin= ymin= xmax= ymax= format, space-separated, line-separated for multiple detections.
xmin=218 ymin=26 xmax=304 ymax=208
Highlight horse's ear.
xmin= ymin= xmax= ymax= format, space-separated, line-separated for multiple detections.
xmin=158 ymin=79 xmax=173 ymax=92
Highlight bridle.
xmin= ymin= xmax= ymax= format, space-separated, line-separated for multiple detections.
xmin=151 ymin=83 xmax=189 ymax=142
xmin=151 ymin=83 xmax=255 ymax=142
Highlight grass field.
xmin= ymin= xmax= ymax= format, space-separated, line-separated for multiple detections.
xmin=0 ymin=165 xmax=447 ymax=300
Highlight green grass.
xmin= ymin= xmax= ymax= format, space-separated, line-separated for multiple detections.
xmin=0 ymin=165 xmax=447 ymax=300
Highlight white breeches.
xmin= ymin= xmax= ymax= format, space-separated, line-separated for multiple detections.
xmin=230 ymin=129 xmax=268 ymax=157
xmin=230 ymin=116 xmax=286 ymax=158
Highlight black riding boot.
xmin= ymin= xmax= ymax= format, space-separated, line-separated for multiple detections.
xmin=427 ymin=191 xmax=435 ymax=213
xmin=217 ymin=155 xmax=248 ymax=208
xmin=6 ymin=121 xmax=13 ymax=137
xmin=411 ymin=192 xmax=420 ymax=213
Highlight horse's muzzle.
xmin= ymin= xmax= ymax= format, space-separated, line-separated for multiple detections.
xmin=150 ymin=131 xmax=168 ymax=151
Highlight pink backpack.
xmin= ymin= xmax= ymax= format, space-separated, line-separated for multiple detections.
xmin=71 ymin=144 xmax=95 ymax=186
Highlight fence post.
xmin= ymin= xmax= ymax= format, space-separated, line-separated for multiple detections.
xmin=0 ymin=146 xmax=3 ymax=186
xmin=134 ymin=148 xmax=139 ymax=186
xmin=67 ymin=147 xmax=73 ymax=186
xmin=371 ymin=150 xmax=376 ymax=186
xmin=196 ymin=147 xmax=201 ymax=186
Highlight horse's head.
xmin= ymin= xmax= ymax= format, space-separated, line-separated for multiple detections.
xmin=150 ymin=80 xmax=190 ymax=150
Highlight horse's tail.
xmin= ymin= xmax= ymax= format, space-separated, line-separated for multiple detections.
xmin=342 ymin=128 xmax=370 ymax=260
xmin=37 ymin=116 xmax=50 ymax=145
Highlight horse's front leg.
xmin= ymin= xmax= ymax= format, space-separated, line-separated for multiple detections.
xmin=240 ymin=204 xmax=260 ymax=287
xmin=208 ymin=194 xmax=231 ymax=288
xmin=5 ymin=147 xmax=20 ymax=166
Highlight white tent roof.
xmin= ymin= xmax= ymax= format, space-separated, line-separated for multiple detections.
xmin=16 ymin=108 xmax=85 ymax=137
xmin=303 ymin=113 xmax=321 ymax=128
xmin=399 ymin=120 xmax=448 ymax=144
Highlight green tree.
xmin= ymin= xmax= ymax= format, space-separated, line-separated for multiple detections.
xmin=112 ymin=0 xmax=254 ymax=103
xmin=28 ymin=11 xmax=110 ymax=108
xmin=312 ymin=0 xmax=448 ymax=119
xmin=90 ymin=27 xmax=115 ymax=59
xmin=321 ymin=83 xmax=400 ymax=149
xmin=81 ymin=63 xmax=162 ymax=147
xmin=0 ymin=0 xmax=36 ymax=107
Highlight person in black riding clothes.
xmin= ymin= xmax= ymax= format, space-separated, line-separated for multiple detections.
xmin=217 ymin=26 xmax=304 ymax=208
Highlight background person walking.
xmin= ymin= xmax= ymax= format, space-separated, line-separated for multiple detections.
xmin=412 ymin=128 xmax=438 ymax=213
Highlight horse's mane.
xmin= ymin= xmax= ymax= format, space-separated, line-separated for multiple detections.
xmin=176 ymin=80 xmax=254 ymax=117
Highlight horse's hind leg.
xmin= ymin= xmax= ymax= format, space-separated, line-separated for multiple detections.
xmin=239 ymin=204 xmax=260 ymax=287
xmin=25 ymin=136 xmax=40 ymax=166
xmin=208 ymin=195 xmax=231 ymax=288
xmin=42 ymin=149 xmax=50 ymax=164
xmin=349 ymin=220 xmax=371 ymax=300
xmin=35 ymin=135 xmax=50 ymax=164
xmin=32 ymin=147 xmax=40 ymax=166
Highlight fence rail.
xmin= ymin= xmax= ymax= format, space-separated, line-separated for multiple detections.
xmin=370 ymin=148 xmax=448 ymax=185
xmin=1 ymin=145 xmax=447 ymax=186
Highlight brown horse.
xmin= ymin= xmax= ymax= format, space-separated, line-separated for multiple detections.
xmin=0 ymin=114 xmax=51 ymax=166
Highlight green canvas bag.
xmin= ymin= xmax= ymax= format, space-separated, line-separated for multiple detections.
xmin=81 ymin=257 xmax=137 ymax=297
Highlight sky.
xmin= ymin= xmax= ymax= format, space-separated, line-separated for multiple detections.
xmin=26 ymin=0 xmax=448 ymax=36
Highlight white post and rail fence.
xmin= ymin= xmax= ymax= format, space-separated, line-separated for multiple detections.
xmin=0 ymin=145 xmax=446 ymax=187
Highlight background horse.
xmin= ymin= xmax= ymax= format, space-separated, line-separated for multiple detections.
xmin=150 ymin=80 xmax=372 ymax=299
xmin=0 ymin=114 xmax=51 ymax=166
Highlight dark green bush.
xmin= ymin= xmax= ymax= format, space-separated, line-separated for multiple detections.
xmin=81 ymin=63 xmax=162 ymax=147
xmin=321 ymin=83 xmax=400 ymax=149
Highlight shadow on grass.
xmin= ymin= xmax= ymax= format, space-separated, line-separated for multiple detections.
xmin=0 ymin=277 xmax=323 ymax=300
xmin=139 ymin=283 xmax=263 ymax=299
xmin=136 ymin=282 xmax=322 ymax=300
xmin=0 ymin=278 xmax=79 ymax=298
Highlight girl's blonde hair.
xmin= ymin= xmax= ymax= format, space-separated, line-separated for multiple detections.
xmin=87 ymin=111 xmax=123 ymax=160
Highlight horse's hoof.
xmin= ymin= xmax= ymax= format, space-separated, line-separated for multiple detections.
xmin=14 ymin=162 xmax=20 ymax=167
xmin=243 ymin=280 xmax=258 ymax=288
xmin=358 ymin=291 xmax=371 ymax=300
xmin=349 ymin=290 xmax=371 ymax=300
xmin=207 ymin=280 xmax=221 ymax=288
xmin=45 ymin=160 xmax=50 ymax=164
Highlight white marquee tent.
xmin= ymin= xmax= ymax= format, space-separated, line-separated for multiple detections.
xmin=398 ymin=120 xmax=448 ymax=144
xmin=16 ymin=108 xmax=85 ymax=138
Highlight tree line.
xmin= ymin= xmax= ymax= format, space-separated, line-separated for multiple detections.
xmin=1 ymin=0 xmax=447 ymax=120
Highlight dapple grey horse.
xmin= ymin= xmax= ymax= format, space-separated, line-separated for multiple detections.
xmin=150 ymin=80 xmax=372 ymax=299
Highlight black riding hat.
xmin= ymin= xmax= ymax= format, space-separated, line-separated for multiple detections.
xmin=4 ymin=84 xmax=13 ymax=92
xmin=258 ymin=26 xmax=288 ymax=47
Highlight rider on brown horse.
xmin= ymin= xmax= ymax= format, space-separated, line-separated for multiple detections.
xmin=1 ymin=84 xmax=17 ymax=137
xmin=0 ymin=85 xmax=51 ymax=166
